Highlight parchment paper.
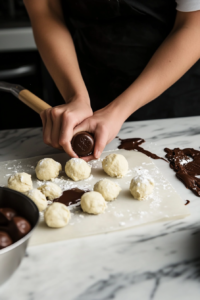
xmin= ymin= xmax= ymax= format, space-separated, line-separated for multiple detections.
xmin=0 ymin=150 xmax=189 ymax=246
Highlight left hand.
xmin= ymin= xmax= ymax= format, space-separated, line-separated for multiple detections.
xmin=73 ymin=105 xmax=125 ymax=161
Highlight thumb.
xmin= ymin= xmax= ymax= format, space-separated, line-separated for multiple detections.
xmin=73 ymin=119 xmax=91 ymax=136
xmin=94 ymin=125 xmax=108 ymax=159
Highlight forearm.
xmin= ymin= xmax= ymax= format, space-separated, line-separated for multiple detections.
xmin=109 ymin=11 xmax=200 ymax=120
xmin=24 ymin=0 xmax=89 ymax=103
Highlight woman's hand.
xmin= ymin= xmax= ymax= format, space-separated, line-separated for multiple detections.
xmin=73 ymin=104 xmax=125 ymax=161
xmin=40 ymin=96 xmax=93 ymax=157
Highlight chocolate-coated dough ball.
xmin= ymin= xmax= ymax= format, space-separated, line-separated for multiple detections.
xmin=9 ymin=216 xmax=31 ymax=242
xmin=71 ymin=131 xmax=94 ymax=157
xmin=0 ymin=231 xmax=13 ymax=249
xmin=0 ymin=208 xmax=17 ymax=225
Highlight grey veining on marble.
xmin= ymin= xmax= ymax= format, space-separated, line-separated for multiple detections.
xmin=0 ymin=116 xmax=200 ymax=300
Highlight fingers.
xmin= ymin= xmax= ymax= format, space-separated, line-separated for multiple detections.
xmin=73 ymin=119 xmax=91 ymax=136
xmin=80 ymin=154 xmax=96 ymax=162
xmin=40 ymin=103 xmax=94 ymax=157
xmin=93 ymin=125 xmax=108 ymax=159
xmin=59 ymin=112 xmax=78 ymax=158
xmin=41 ymin=108 xmax=77 ymax=156
xmin=41 ymin=109 xmax=53 ymax=146
xmin=73 ymin=120 xmax=108 ymax=160
xmin=50 ymin=108 xmax=62 ymax=149
xmin=40 ymin=110 xmax=46 ymax=129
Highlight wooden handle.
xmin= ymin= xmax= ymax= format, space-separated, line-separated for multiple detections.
xmin=18 ymin=89 xmax=52 ymax=114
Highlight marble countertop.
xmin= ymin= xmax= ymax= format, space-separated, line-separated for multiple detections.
xmin=0 ymin=116 xmax=200 ymax=300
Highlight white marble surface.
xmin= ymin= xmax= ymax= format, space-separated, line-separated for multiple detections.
xmin=0 ymin=116 xmax=200 ymax=300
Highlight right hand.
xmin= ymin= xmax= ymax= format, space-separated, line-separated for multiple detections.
xmin=40 ymin=95 xmax=93 ymax=157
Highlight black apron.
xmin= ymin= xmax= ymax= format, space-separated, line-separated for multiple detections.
xmin=60 ymin=0 xmax=200 ymax=121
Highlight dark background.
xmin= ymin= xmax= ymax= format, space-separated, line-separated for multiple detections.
xmin=0 ymin=0 xmax=199 ymax=131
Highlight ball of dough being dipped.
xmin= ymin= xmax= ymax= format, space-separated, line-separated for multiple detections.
xmin=25 ymin=189 xmax=47 ymax=212
xmin=38 ymin=182 xmax=62 ymax=200
xmin=8 ymin=172 xmax=33 ymax=193
xmin=44 ymin=202 xmax=71 ymax=228
xmin=65 ymin=158 xmax=91 ymax=181
xmin=129 ymin=175 xmax=154 ymax=200
xmin=35 ymin=158 xmax=62 ymax=181
xmin=94 ymin=179 xmax=121 ymax=201
xmin=81 ymin=191 xmax=107 ymax=215
xmin=102 ymin=153 xmax=128 ymax=178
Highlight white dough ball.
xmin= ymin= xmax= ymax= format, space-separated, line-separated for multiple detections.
xmin=38 ymin=182 xmax=62 ymax=200
xmin=65 ymin=158 xmax=91 ymax=181
xmin=102 ymin=153 xmax=128 ymax=178
xmin=8 ymin=172 xmax=33 ymax=193
xmin=25 ymin=189 xmax=47 ymax=212
xmin=129 ymin=175 xmax=154 ymax=200
xmin=81 ymin=191 xmax=107 ymax=215
xmin=44 ymin=202 xmax=71 ymax=228
xmin=35 ymin=158 xmax=62 ymax=181
xmin=94 ymin=179 xmax=121 ymax=201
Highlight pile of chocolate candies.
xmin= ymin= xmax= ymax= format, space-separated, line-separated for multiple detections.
xmin=0 ymin=207 xmax=31 ymax=250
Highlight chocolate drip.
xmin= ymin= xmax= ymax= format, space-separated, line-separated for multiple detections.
xmin=118 ymin=138 xmax=166 ymax=161
xmin=185 ymin=200 xmax=190 ymax=205
xmin=54 ymin=188 xmax=89 ymax=207
xmin=164 ymin=148 xmax=200 ymax=197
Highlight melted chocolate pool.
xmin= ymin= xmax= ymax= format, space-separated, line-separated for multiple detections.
xmin=118 ymin=138 xmax=166 ymax=161
xmin=164 ymin=148 xmax=200 ymax=197
xmin=54 ymin=188 xmax=89 ymax=206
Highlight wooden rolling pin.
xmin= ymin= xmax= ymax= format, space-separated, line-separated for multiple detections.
xmin=0 ymin=81 xmax=94 ymax=156
xmin=0 ymin=81 xmax=51 ymax=113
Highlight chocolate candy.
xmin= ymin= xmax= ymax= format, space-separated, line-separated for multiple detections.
xmin=0 ymin=206 xmax=32 ymax=250
xmin=0 ymin=231 xmax=13 ymax=249
xmin=0 ymin=208 xmax=17 ymax=225
xmin=9 ymin=216 xmax=31 ymax=242
xmin=71 ymin=131 xmax=94 ymax=157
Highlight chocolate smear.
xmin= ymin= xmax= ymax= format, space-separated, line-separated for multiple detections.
xmin=185 ymin=200 xmax=190 ymax=205
xmin=118 ymin=138 xmax=167 ymax=161
xmin=54 ymin=188 xmax=89 ymax=207
xmin=164 ymin=148 xmax=200 ymax=197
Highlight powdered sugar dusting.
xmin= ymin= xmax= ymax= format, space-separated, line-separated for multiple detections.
xmin=70 ymin=158 xmax=84 ymax=165
xmin=179 ymin=157 xmax=193 ymax=165
xmin=0 ymin=149 xmax=189 ymax=244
